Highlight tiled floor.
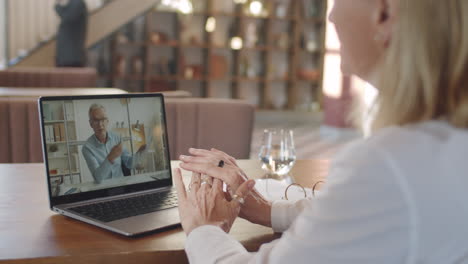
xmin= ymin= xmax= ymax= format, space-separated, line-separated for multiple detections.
xmin=250 ymin=111 xmax=362 ymax=160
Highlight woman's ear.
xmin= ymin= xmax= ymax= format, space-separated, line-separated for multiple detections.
xmin=374 ymin=0 xmax=399 ymax=48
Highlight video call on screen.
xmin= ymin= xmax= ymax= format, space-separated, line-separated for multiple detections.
xmin=42 ymin=97 xmax=171 ymax=197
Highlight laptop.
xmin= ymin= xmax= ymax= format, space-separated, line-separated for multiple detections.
xmin=38 ymin=93 xmax=179 ymax=236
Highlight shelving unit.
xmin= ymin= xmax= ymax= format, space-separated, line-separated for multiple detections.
xmin=88 ymin=0 xmax=327 ymax=110
xmin=43 ymin=101 xmax=82 ymax=186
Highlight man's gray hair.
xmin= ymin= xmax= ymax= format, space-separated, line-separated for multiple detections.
xmin=88 ymin=103 xmax=106 ymax=119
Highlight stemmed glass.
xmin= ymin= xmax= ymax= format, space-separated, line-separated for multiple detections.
xmin=257 ymin=129 xmax=296 ymax=200
xmin=258 ymin=129 xmax=296 ymax=178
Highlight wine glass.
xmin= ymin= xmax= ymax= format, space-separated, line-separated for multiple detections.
xmin=258 ymin=129 xmax=296 ymax=179
xmin=257 ymin=129 xmax=296 ymax=200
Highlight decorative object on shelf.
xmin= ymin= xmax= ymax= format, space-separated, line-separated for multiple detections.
xmin=239 ymin=55 xmax=249 ymax=77
xmin=304 ymin=30 xmax=319 ymax=52
xmin=302 ymin=0 xmax=321 ymax=18
xmin=247 ymin=65 xmax=257 ymax=78
xmin=48 ymin=144 xmax=59 ymax=158
xmin=209 ymin=54 xmax=228 ymax=79
xmin=297 ymin=69 xmax=320 ymax=81
xmin=183 ymin=64 xmax=203 ymax=79
xmin=115 ymin=55 xmax=127 ymax=76
xmin=116 ymin=32 xmax=129 ymax=44
xmin=184 ymin=67 xmax=194 ymax=79
xmin=274 ymin=32 xmax=289 ymax=49
xmin=270 ymin=62 xmax=288 ymax=80
xmin=245 ymin=22 xmax=259 ymax=48
xmin=131 ymin=56 xmax=144 ymax=75
xmin=149 ymin=31 xmax=170 ymax=44
xmin=239 ymin=55 xmax=256 ymax=78
xmin=274 ymin=0 xmax=290 ymax=18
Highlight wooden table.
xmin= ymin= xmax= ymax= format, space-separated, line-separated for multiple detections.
xmin=0 ymin=160 xmax=329 ymax=264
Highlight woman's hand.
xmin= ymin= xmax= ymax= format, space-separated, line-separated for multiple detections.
xmin=179 ymin=148 xmax=273 ymax=227
xmin=180 ymin=148 xmax=245 ymax=190
xmin=173 ymin=168 xmax=255 ymax=235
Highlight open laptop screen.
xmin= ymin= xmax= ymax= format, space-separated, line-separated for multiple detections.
xmin=39 ymin=94 xmax=172 ymax=206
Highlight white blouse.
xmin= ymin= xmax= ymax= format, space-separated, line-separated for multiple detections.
xmin=185 ymin=121 xmax=468 ymax=263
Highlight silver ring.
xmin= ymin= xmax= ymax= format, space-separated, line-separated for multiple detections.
xmin=232 ymin=194 xmax=245 ymax=205
xmin=201 ymin=180 xmax=212 ymax=187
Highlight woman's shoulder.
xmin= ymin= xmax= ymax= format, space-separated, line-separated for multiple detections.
xmin=333 ymin=120 xmax=468 ymax=173
xmin=368 ymin=120 xmax=467 ymax=156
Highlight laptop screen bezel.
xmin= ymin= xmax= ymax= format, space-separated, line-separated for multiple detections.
xmin=38 ymin=93 xmax=173 ymax=208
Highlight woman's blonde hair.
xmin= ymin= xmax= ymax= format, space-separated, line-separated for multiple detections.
xmin=371 ymin=0 xmax=468 ymax=131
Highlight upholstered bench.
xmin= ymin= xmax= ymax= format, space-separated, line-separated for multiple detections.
xmin=0 ymin=67 xmax=98 ymax=88
xmin=0 ymin=93 xmax=254 ymax=163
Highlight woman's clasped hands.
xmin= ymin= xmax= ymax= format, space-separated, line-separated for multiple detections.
xmin=174 ymin=148 xmax=273 ymax=236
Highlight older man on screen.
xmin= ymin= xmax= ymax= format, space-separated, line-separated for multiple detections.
xmin=82 ymin=104 xmax=145 ymax=184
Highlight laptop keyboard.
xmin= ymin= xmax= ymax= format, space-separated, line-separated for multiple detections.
xmin=69 ymin=189 xmax=178 ymax=223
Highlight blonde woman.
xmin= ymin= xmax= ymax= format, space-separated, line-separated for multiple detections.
xmin=174 ymin=0 xmax=468 ymax=263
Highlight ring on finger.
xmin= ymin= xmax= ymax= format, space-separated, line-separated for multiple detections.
xmin=201 ymin=175 xmax=213 ymax=184
xmin=201 ymin=180 xmax=212 ymax=187
xmin=232 ymin=194 xmax=245 ymax=205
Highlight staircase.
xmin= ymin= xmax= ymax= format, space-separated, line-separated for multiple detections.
xmin=6 ymin=0 xmax=161 ymax=68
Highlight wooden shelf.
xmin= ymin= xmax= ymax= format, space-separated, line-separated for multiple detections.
xmin=302 ymin=17 xmax=326 ymax=24
xmin=101 ymin=75 xmax=301 ymax=83
xmin=146 ymin=42 xmax=179 ymax=47
xmin=112 ymin=75 xmax=145 ymax=80
xmin=44 ymin=120 xmax=66 ymax=123
xmin=46 ymin=141 xmax=68 ymax=144
xmin=270 ymin=16 xmax=296 ymax=21
xmin=48 ymin=156 xmax=69 ymax=159
xmin=234 ymin=77 xmax=264 ymax=83
xmin=50 ymin=171 xmax=80 ymax=177
xmin=210 ymin=11 xmax=236 ymax=17
xmin=239 ymin=14 xmax=270 ymax=20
